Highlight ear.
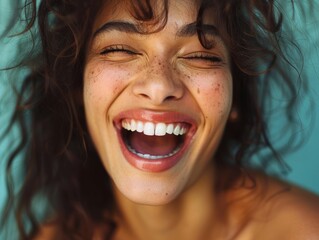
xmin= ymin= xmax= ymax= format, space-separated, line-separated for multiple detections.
xmin=229 ymin=107 xmax=239 ymax=122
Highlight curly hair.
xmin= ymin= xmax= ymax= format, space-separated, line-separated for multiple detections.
xmin=1 ymin=0 xmax=301 ymax=239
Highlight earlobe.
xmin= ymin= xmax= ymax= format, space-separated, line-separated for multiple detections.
xmin=228 ymin=107 xmax=239 ymax=122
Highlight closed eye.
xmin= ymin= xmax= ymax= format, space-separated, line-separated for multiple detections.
xmin=99 ymin=44 xmax=140 ymax=62
xmin=100 ymin=45 xmax=138 ymax=56
xmin=183 ymin=53 xmax=222 ymax=63
xmin=179 ymin=52 xmax=224 ymax=69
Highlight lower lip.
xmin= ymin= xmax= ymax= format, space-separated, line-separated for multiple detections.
xmin=116 ymin=131 xmax=193 ymax=173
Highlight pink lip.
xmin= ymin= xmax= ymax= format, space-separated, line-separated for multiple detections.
xmin=113 ymin=109 xmax=197 ymax=172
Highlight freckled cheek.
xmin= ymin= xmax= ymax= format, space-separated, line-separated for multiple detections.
xmin=189 ymin=72 xmax=233 ymax=118
xmin=83 ymin=63 xmax=132 ymax=106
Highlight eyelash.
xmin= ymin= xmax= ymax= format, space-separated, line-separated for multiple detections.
xmin=183 ymin=53 xmax=222 ymax=63
xmin=100 ymin=45 xmax=137 ymax=55
xmin=100 ymin=45 xmax=222 ymax=64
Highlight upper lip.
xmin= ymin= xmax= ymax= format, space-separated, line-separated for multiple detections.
xmin=113 ymin=109 xmax=198 ymax=131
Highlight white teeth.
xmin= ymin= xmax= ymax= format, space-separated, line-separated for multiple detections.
xmin=127 ymin=144 xmax=181 ymax=160
xmin=173 ymin=125 xmax=181 ymax=136
xmin=121 ymin=120 xmax=188 ymax=136
xmin=155 ymin=123 xmax=166 ymax=136
xmin=136 ymin=121 xmax=143 ymax=132
xmin=144 ymin=122 xmax=155 ymax=136
xmin=130 ymin=119 xmax=137 ymax=131
xmin=166 ymin=124 xmax=174 ymax=134
xmin=122 ymin=121 xmax=129 ymax=130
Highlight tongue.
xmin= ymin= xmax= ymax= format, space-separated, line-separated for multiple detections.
xmin=129 ymin=132 xmax=180 ymax=156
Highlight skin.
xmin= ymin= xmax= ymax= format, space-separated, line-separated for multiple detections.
xmin=84 ymin=0 xmax=232 ymax=206
xmin=34 ymin=0 xmax=319 ymax=239
xmin=83 ymin=1 xmax=232 ymax=238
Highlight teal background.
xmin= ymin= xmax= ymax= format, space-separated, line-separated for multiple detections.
xmin=277 ymin=1 xmax=319 ymax=194
xmin=1 ymin=2 xmax=319 ymax=234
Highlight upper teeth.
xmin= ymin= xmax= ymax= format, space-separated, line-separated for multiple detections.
xmin=121 ymin=120 xmax=187 ymax=136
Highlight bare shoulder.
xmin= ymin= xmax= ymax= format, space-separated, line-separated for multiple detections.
xmin=251 ymin=175 xmax=319 ymax=240
xmin=33 ymin=221 xmax=112 ymax=240
xmin=33 ymin=223 xmax=58 ymax=240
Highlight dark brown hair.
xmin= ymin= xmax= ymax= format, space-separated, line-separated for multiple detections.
xmin=1 ymin=0 xmax=302 ymax=239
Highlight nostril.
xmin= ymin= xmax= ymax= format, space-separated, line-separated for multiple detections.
xmin=164 ymin=96 xmax=177 ymax=101
xmin=140 ymin=93 xmax=149 ymax=99
xmin=137 ymin=92 xmax=179 ymax=103
xmin=131 ymin=74 xmax=184 ymax=104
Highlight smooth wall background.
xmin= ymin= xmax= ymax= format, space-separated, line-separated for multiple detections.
xmin=278 ymin=1 xmax=319 ymax=194
xmin=1 ymin=0 xmax=319 ymax=218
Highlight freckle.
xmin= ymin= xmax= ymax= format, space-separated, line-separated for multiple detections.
xmin=197 ymin=88 xmax=200 ymax=94
xmin=165 ymin=192 xmax=168 ymax=196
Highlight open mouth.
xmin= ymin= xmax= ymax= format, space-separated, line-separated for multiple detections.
xmin=113 ymin=110 xmax=197 ymax=172
xmin=121 ymin=119 xmax=189 ymax=160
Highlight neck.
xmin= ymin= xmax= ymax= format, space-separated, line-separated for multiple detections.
xmin=112 ymin=165 xmax=227 ymax=240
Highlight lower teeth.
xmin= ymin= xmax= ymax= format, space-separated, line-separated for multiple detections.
xmin=127 ymin=145 xmax=181 ymax=160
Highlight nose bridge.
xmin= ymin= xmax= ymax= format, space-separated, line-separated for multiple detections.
xmin=132 ymin=55 xmax=184 ymax=105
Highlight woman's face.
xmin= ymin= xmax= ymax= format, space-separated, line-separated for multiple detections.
xmin=83 ymin=0 xmax=232 ymax=205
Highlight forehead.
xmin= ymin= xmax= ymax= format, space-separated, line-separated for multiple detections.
xmin=93 ymin=0 xmax=215 ymax=32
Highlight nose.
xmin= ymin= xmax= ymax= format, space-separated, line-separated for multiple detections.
xmin=132 ymin=60 xmax=184 ymax=105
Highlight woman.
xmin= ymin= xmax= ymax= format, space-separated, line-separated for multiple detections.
xmin=1 ymin=0 xmax=319 ymax=239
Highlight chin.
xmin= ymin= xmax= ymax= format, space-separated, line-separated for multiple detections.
xmin=113 ymin=173 xmax=186 ymax=206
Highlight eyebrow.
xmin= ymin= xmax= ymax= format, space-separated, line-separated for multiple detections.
xmin=93 ymin=20 xmax=219 ymax=38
